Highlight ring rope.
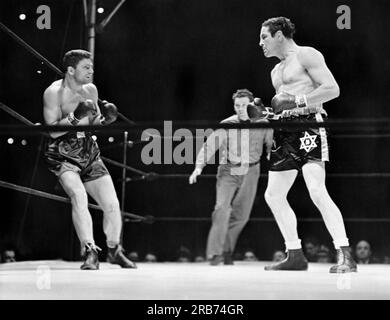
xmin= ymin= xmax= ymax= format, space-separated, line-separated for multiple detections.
xmin=1 ymin=119 xmax=390 ymax=134
xmin=2 ymin=101 xmax=389 ymax=180
xmin=102 ymin=133 xmax=390 ymax=142
xmin=0 ymin=180 xmax=152 ymax=223
xmin=147 ymin=173 xmax=390 ymax=179
xmin=153 ymin=217 xmax=390 ymax=223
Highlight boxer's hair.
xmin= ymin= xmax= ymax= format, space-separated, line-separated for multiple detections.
xmin=262 ymin=17 xmax=296 ymax=39
xmin=232 ymin=89 xmax=254 ymax=102
xmin=63 ymin=49 xmax=92 ymax=72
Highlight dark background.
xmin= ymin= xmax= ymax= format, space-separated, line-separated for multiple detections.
xmin=1 ymin=0 xmax=389 ymax=261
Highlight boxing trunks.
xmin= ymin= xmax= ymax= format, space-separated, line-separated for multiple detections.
xmin=269 ymin=113 xmax=329 ymax=171
xmin=44 ymin=131 xmax=109 ymax=182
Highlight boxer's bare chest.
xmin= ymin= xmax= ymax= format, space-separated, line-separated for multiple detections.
xmin=271 ymin=54 xmax=311 ymax=94
xmin=58 ymin=85 xmax=93 ymax=116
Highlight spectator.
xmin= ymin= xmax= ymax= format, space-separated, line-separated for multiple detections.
xmin=379 ymin=245 xmax=390 ymax=264
xmin=303 ymin=237 xmax=320 ymax=262
xmin=176 ymin=245 xmax=192 ymax=263
xmin=127 ymin=251 xmax=139 ymax=262
xmin=383 ymin=255 xmax=390 ymax=264
xmin=272 ymin=250 xmax=286 ymax=262
xmin=194 ymin=255 xmax=206 ymax=263
xmin=1 ymin=249 xmax=16 ymax=263
xmin=144 ymin=253 xmax=157 ymax=263
xmin=355 ymin=240 xmax=372 ymax=264
xmin=243 ymin=250 xmax=258 ymax=261
xmin=316 ymin=245 xmax=332 ymax=263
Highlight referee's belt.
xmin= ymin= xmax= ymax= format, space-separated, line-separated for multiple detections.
xmin=227 ymin=159 xmax=260 ymax=167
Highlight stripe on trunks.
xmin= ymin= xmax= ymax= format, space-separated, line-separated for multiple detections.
xmin=315 ymin=113 xmax=329 ymax=161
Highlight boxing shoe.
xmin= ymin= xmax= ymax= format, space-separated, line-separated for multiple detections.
xmin=329 ymin=246 xmax=357 ymax=273
xmin=264 ymin=248 xmax=308 ymax=271
xmin=223 ymin=251 xmax=234 ymax=265
xmin=80 ymin=243 xmax=101 ymax=270
xmin=107 ymin=244 xmax=137 ymax=269
xmin=209 ymin=255 xmax=224 ymax=266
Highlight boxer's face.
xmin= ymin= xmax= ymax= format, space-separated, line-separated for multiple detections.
xmin=234 ymin=97 xmax=250 ymax=121
xmin=259 ymin=26 xmax=279 ymax=57
xmin=70 ymin=58 xmax=94 ymax=84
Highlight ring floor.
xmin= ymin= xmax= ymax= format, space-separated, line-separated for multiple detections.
xmin=1 ymin=260 xmax=389 ymax=299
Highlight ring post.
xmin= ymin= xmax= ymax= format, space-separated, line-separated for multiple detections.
xmin=120 ymin=131 xmax=128 ymax=242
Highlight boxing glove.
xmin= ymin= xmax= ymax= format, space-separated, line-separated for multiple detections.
xmin=271 ymin=92 xmax=307 ymax=114
xmin=67 ymin=99 xmax=96 ymax=125
xmin=99 ymin=100 xmax=118 ymax=125
xmin=247 ymin=97 xmax=265 ymax=120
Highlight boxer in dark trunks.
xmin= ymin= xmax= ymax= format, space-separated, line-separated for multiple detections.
xmin=259 ymin=17 xmax=356 ymax=273
xmin=270 ymin=114 xmax=329 ymax=171
xmin=43 ymin=49 xmax=136 ymax=270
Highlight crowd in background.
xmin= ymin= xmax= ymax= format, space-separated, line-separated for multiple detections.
xmin=2 ymin=237 xmax=388 ymax=264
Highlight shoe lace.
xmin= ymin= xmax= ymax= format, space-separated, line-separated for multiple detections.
xmin=85 ymin=243 xmax=102 ymax=253
xmin=336 ymin=249 xmax=345 ymax=265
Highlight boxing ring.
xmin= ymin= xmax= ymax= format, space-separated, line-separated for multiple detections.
xmin=1 ymin=260 xmax=390 ymax=300
xmin=2 ymin=104 xmax=390 ymax=300
xmin=1 ymin=18 xmax=390 ymax=301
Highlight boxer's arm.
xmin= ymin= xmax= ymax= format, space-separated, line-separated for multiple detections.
xmin=298 ymin=47 xmax=340 ymax=105
xmin=87 ymin=84 xmax=118 ymax=125
xmin=86 ymin=83 xmax=103 ymax=125
xmin=43 ymin=87 xmax=68 ymax=138
xmin=270 ymin=65 xmax=280 ymax=93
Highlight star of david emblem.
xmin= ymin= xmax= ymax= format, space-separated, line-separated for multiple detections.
xmin=299 ymin=131 xmax=317 ymax=152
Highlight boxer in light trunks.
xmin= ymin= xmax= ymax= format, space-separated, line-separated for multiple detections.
xmin=259 ymin=17 xmax=356 ymax=272
xmin=43 ymin=49 xmax=136 ymax=270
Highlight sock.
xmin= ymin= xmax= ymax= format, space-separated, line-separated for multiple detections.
xmin=107 ymin=240 xmax=119 ymax=249
xmin=285 ymin=240 xmax=302 ymax=250
xmin=333 ymin=238 xmax=349 ymax=249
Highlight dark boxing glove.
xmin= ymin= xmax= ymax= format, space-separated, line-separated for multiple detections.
xmin=67 ymin=99 xmax=96 ymax=125
xmin=271 ymin=92 xmax=307 ymax=114
xmin=99 ymin=100 xmax=118 ymax=125
xmin=247 ymin=97 xmax=265 ymax=120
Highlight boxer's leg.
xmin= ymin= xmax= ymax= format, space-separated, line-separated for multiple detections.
xmin=59 ymin=171 xmax=94 ymax=246
xmin=84 ymin=174 xmax=136 ymax=268
xmin=302 ymin=161 xmax=357 ymax=273
xmin=84 ymin=174 xmax=122 ymax=245
xmin=59 ymin=171 xmax=99 ymax=270
xmin=264 ymin=170 xmax=300 ymax=248
xmin=264 ymin=169 xmax=308 ymax=270
xmin=302 ymin=161 xmax=349 ymax=247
